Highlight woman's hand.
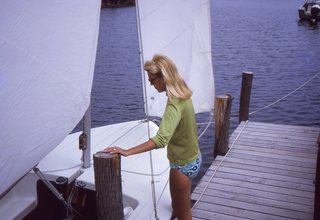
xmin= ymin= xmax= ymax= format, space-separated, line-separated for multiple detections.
xmin=103 ymin=146 xmax=129 ymax=157
xmin=101 ymin=140 xmax=156 ymax=157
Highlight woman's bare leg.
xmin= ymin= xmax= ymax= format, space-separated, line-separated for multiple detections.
xmin=169 ymin=168 xmax=192 ymax=220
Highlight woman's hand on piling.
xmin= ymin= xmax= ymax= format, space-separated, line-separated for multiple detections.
xmin=103 ymin=146 xmax=129 ymax=157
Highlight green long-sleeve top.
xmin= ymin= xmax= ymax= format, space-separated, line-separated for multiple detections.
xmin=150 ymin=98 xmax=199 ymax=165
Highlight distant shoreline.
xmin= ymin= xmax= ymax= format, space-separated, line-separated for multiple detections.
xmin=101 ymin=0 xmax=135 ymax=8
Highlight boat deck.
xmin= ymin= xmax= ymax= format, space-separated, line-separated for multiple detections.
xmin=191 ymin=121 xmax=319 ymax=220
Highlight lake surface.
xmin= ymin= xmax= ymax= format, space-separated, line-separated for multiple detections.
xmin=89 ymin=0 xmax=320 ymax=188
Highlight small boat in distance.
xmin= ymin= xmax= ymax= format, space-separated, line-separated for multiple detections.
xmin=101 ymin=0 xmax=135 ymax=8
xmin=298 ymin=0 xmax=320 ymax=22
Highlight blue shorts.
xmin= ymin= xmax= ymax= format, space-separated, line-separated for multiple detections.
xmin=170 ymin=153 xmax=202 ymax=179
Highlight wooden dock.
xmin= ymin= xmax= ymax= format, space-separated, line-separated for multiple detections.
xmin=191 ymin=121 xmax=320 ymax=220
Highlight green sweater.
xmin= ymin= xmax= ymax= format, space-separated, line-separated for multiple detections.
xmin=151 ymin=98 xmax=199 ymax=165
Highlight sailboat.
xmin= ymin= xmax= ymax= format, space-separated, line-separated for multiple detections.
xmin=0 ymin=0 xmax=214 ymax=219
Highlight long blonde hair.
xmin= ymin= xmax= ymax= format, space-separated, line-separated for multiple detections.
xmin=144 ymin=54 xmax=192 ymax=101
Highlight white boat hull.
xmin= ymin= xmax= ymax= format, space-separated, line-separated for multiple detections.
xmin=0 ymin=120 xmax=172 ymax=220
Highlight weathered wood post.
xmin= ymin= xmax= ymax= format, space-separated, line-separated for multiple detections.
xmin=239 ymin=71 xmax=253 ymax=123
xmin=214 ymin=94 xmax=233 ymax=157
xmin=314 ymin=134 xmax=320 ymax=220
xmin=93 ymin=152 xmax=123 ymax=220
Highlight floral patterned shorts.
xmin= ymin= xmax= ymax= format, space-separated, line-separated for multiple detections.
xmin=170 ymin=153 xmax=202 ymax=179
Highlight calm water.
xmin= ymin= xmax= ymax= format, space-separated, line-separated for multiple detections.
xmin=89 ymin=0 xmax=320 ymax=188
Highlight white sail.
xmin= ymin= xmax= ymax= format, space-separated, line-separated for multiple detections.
xmin=137 ymin=0 xmax=215 ymax=117
xmin=0 ymin=0 xmax=101 ymax=196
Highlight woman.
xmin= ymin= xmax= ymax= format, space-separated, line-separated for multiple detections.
xmin=103 ymin=54 xmax=201 ymax=220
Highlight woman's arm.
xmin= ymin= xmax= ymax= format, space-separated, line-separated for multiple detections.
xmin=103 ymin=139 xmax=156 ymax=157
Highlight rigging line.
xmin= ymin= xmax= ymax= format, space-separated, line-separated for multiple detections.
xmin=249 ymin=71 xmax=320 ymax=116
xmin=196 ymin=71 xmax=320 ymax=129
xmin=33 ymin=167 xmax=80 ymax=216
xmin=138 ymin=0 xmax=168 ymax=21
xmin=197 ymin=110 xmax=238 ymax=138
xmin=67 ymin=184 xmax=76 ymax=209
xmin=157 ymin=178 xmax=169 ymax=204
xmin=123 ymin=166 xmax=170 ymax=177
xmin=148 ymin=151 xmax=161 ymax=220
xmin=198 ymin=111 xmax=214 ymax=140
xmin=39 ymin=123 xmax=143 ymax=172
xmin=197 ymin=121 xmax=215 ymax=126
xmin=197 ymin=111 xmax=239 ymax=126
xmin=136 ymin=1 xmax=159 ymax=219
xmin=197 ymin=111 xmax=213 ymax=133
xmin=66 ymin=183 xmax=83 ymax=218
xmin=37 ymin=124 xmax=148 ymax=172
xmin=191 ymin=120 xmax=249 ymax=210
xmin=197 ymin=114 xmax=238 ymax=126
xmin=40 ymin=163 xmax=82 ymax=173
xmin=92 ymin=122 xmax=143 ymax=153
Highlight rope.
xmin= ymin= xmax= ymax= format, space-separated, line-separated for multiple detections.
xmin=122 ymin=166 xmax=169 ymax=177
xmin=148 ymin=149 xmax=159 ymax=220
xmin=40 ymin=164 xmax=82 ymax=173
xmin=249 ymin=71 xmax=320 ymax=115
xmin=93 ymin=122 xmax=143 ymax=156
xmin=198 ymin=111 xmax=214 ymax=140
xmin=191 ymin=120 xmax=249 ymax=210
xmin=33 ymin=167 xmax=80 ymax=217
xmin=194 ymin=71 xmax=320 ymax=129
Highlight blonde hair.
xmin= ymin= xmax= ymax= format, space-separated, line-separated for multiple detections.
xmin=144 ymin=54 xmax=192 ymax=101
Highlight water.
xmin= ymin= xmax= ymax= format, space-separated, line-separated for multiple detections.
xmin=211 ymin=0 xmax=320 ymax=127
xmin=89 ymin=0 xmax=320 ymax=189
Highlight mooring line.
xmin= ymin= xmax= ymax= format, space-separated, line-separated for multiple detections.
xmin=195 ymin=71 xmax=320 ymax=128
xmin=191 ymin=120 xmax=249 ymax=210
xmin=250 ymin=71 xmax=320 ymax=115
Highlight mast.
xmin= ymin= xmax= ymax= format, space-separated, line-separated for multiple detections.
xmin=82 ymin=104 xmax=91 ymax=168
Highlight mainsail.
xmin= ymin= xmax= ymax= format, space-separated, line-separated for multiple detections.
xmin=0 ymin=0 xmax=101 ymax=196
xmin=137 ymin=0 xmax=215 ymax=117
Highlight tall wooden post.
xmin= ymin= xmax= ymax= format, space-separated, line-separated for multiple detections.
xmin=314 ymin=134 xmax=320 ymax=220
xmin=93 ymin=152 xmax=123 ymax=220
xmin=239 ymin=72 xmax=253 ymax=123
xmin=214 ymin=95 xmax=233 ymax=157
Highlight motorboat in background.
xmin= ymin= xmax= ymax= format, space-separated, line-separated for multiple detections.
xmin=101 ymin=0 xmax=135 ymax=8
xmin=298 ymin=0 xmax=320 ymax=22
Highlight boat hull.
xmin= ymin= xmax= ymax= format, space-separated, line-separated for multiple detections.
xmin=0 ymin=120 xmax=172 ymax=220
xmin=298 ymin=1 xmax=320 ymax=21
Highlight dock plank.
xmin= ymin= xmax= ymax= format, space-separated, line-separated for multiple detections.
xmin=234 ymin=144 xmax=316 ymax=159
xmin=198 ymin=169 xmax=315 ymax=192
xmin=193 ymin=188 xmax=313 ymax=213
xmin=194 ymin=194 xmax=313 ymax=220
xmin=210 ymin=159 xmax=315 ymax=179
xmin=215 ymin=156 xmax=316 ymax=174
xmin=230 ymin=137 xmax=318 ymax=151
xmin=192 ymin=182 xmax=314 ymax=206
xmin=192 ymin=121 xmax=319 ymax=220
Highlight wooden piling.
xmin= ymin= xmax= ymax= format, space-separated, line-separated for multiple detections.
xmin=314 ymin=133 xmax=320 ymax=220
xmin=214 ymin=94 xmax=233 ymax=157
xmin=239 ymin=71 xmax=253 ymax=123
xmin=93 ymin=152 xmax=123 ymax=220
